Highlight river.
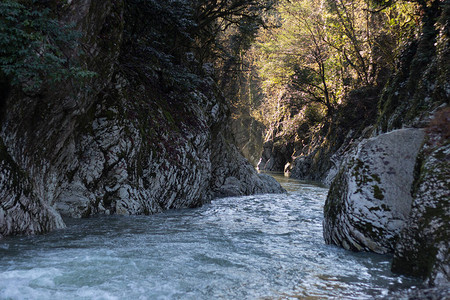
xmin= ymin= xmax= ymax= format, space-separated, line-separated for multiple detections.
xmin=0 ymin=175 xmax=420 ymax=299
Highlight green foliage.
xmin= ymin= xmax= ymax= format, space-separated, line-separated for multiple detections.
xmin=243 ymin=0 xmax=417 ymax=142
xmin=0 ymin=0 xmax=94 ymax=93
xmin=121 ymin=0 xmax=203 ymax=94
xmin=304 ymin=105 xmax=324 ymax=125
xmin=121 ymin=0 xmax=273 ymax=97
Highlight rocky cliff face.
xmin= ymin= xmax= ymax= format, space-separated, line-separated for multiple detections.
xmin=0 ymin=140 xmax=65 ymax=238
xmin=0 ymin=0 xmax=283 ymax=238
xmin=323 ymin=1 xmax=449 ymax=286
xmin=231 ymin=116 xmax=264 ymax=167
xmin=257 ymin=138 xmax=294 ymax=173
xmin=283 ymin=86 xmax=380 ymax=183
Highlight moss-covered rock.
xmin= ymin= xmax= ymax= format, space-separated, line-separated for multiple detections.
xmin=392 ymin=135 xmax=449 ymax=286
xmin=371 ymin=2 xmax=449 ymax=286
xmin=376 ymin=1 xmax=449 ymax=133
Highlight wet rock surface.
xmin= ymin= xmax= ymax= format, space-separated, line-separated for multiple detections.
xmin=378 ymin=285 xmax=450 ymax=300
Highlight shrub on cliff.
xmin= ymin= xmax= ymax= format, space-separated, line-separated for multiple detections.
xmin=0 ymin=0 xmax=94 ymax=93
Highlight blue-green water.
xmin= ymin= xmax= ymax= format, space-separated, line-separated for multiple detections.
xmin=0 ymin=176 xmax=420 ymax=299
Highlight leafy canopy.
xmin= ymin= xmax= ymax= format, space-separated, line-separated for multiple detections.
xmin=247 ymin=0 xmax=417 ymax=132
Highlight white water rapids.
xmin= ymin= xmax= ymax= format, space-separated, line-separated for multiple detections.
xmin=0 ymin=175 xmax=420 ymax=299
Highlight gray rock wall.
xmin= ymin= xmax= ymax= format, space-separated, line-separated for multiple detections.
xmin=0 ymin=140 xmax=65 ymax=238
xmin=0 ymin=0 xmax=284 ymax=238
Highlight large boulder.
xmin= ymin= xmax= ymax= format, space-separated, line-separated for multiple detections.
xmin=323 ymin=128 xmax=425 ymax=253
xmin=392 ymin=125 xmax=449 ymax=286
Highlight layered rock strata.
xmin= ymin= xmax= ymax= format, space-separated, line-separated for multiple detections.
xmin=0 ymin=140 xmax=65 ymax=238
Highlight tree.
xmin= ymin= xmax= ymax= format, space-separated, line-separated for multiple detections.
xmin=0 ymin=0 xmax=94 ymax=93
xmin=252 ymin=0 xmax=336 ymax=126
xmin=120 ymin=0 xmax=272 ymax=96
xmin=238 ymin=0 xmax=418 ymax=149
xmin=192 ymin=0 xmax=273 ymax=63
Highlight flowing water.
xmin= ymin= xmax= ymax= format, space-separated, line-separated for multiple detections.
xmin=0 ymin=175 xmax=420 ymax=299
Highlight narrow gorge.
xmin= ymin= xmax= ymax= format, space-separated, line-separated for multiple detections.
xmin=0 ymin=0 xmax=448 ymax=298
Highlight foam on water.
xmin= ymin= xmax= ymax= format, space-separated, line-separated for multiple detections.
xmin=0 ymin=176 xmax=420 ymax=299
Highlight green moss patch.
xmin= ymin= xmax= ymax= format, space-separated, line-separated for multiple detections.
xmin=373 ymin=185 xmax=385 ymax=200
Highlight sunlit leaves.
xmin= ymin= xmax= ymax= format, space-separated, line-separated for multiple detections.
xmin=245 ymin=0 xmax=417 ymax=138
